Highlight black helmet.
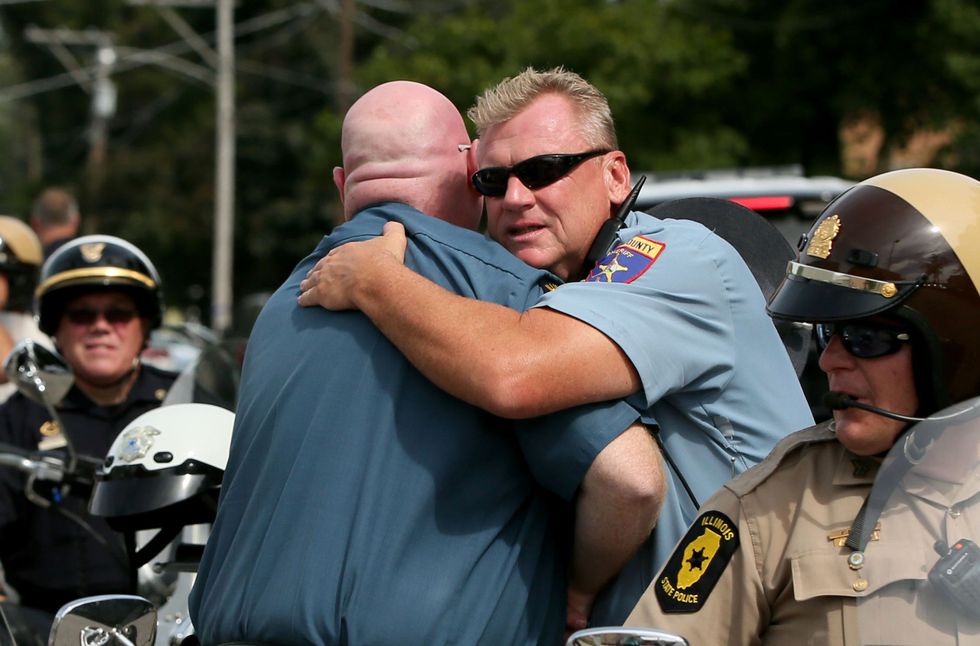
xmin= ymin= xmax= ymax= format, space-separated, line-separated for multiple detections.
xmin=0 ymin=216 xmax=43 ymax=312
xmin=35 ymin=234 xmax=163 ymax=335
xmin=768 ymin=168 xmax=980 ymax=413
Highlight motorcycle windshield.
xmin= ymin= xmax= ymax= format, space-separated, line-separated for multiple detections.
xmin=853 ymin=396 xmax=980 ymax=643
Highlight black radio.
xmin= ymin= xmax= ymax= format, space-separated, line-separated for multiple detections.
xmin=929 ymin=538 xmax=980 ymax=620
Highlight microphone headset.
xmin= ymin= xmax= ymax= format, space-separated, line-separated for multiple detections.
xmin=823 ymin=391 xmax=977 ymax=424
xmin=823 ymin=391 xmax=926 ymax=423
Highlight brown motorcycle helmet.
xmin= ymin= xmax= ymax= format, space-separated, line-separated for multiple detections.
xmin=34 ymin=234 xmax=163 ymax=336
xmin=767 ymin=168 xmax=980 ymax=414
xmin=0 ymin=216 xmax=43 ymax=312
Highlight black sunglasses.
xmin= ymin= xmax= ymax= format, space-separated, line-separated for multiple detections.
xmin=65 ymin=306 xmax=139 ymax=326
xmin=816 ymin=322 xmax=910 ymax=359
xmin=472 ymin=149 xmax=610 ymax=197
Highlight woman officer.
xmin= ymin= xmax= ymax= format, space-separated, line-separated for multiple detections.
xmin=0 ymin=235 xmax=177 ymax=637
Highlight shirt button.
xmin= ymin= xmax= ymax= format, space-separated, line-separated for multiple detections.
xmin=853 ymin=578 xmax=869 ymax=592
xmin=949 ymin=507 xmax=962 ymax=518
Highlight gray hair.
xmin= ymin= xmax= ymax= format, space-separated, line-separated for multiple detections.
xmin=467 ymin=67 xmax=618 ymax=150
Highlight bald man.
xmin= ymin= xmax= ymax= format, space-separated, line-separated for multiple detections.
xmin=189 ymin=81 xmax=660 ymax=645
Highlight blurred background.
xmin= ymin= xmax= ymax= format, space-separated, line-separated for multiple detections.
xmin=0 ymin=0 xmax=977 ymax=334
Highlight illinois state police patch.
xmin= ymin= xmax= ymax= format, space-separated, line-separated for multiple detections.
xmin=655 ymin=511 xmax=739 ymax=613
xmin=585 ymin=235 xmax=664 ymax=283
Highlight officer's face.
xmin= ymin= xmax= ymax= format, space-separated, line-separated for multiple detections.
xmin=55 ymin=291 xmax=149 ymax=388
xmin=818 ymin=334 xmax=918 ymax=456
xmin=478 ymin=94 xmax=627 ymax=281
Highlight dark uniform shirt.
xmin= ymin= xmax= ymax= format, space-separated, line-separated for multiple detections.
xmin=0 ymin=364 xmax=175 ymax=613
xmin=189 ymin=203 xmax=639 ymax=646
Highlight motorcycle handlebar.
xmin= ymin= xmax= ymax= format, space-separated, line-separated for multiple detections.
xmin=0 ymin=442 xmax=68 ymax=483
xmin=0 ymin=442 xmax=100 ymax=491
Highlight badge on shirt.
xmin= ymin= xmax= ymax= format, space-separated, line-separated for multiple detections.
xmin=585 ymin=236 xmax=664 ymax=284
xmin=655 ymin=511 xmax=739 ymax=613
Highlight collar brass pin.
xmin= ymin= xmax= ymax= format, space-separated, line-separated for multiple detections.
xmin=39 ymin=420 xmax=61 ymax=437
xmin=828 ymin=523 xmax=881 ymax=547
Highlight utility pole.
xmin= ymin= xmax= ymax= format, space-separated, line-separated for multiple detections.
xmin=128 ymin=0 xmax=235 ymax=333
xmin=213 ymin=0 xmax=234 ymax=333
xmin=23 ymin=27 xmax=116 ymax=196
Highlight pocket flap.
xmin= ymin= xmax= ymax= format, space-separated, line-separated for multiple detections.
xmin=792 ymin=544 xmax=930 ymax=601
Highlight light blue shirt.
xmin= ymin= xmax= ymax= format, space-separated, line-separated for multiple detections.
xmin=535 ymin=210 xmax=815 ymax=625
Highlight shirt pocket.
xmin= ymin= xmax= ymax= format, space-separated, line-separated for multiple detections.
xmin=792 ymin=544 xmax=955 ymax=646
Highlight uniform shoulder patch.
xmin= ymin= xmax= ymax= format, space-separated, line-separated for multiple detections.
xmin=585 ymin=235 xmax=665 ymax=284
xmin=655 ymin=510 xmax=739 ymax=613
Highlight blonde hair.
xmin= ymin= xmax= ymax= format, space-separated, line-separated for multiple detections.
xmin=467 ymin=67 xmax=618 ymax=150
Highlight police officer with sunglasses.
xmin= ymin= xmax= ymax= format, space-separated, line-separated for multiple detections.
xmin=0 ymin=235 xmax=176 ymax=637
xmin=298 ymin=66 xmax=814 ymax=627
xmin=626 ymin=168 xmax=980 ymax=644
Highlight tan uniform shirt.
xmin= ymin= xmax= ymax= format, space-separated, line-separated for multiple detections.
xmin=626 ymin=422 xmax=980 ymax=645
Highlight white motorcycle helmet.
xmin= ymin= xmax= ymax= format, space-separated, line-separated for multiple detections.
xmin=89 ymin=403 xmax=234 ymax=531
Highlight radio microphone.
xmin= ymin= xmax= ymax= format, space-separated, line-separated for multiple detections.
xmin=823 ymin=391 xmax=927 ymax=423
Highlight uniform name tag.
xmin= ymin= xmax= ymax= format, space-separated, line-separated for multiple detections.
xmin=655 ymin=511 xmax=739 ymax=613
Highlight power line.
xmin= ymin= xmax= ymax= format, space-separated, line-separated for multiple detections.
xmin=0 ymin=2 xmax=324 ymax=103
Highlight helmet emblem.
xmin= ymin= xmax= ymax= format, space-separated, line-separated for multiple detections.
xmin=80 ymin=242 xmax=106 ymax=263
xmin=118 ymin=425 xmax=161 ymax=463
xmin=805 ymin=214 xmax=841 ymax=260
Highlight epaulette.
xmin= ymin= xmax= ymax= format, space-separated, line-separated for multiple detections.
xmin=725 ymin=421 xmax=837 ymax=496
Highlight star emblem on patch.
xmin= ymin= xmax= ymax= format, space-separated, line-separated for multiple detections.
xmin=655 ymin=511 xmax=740 ymax=613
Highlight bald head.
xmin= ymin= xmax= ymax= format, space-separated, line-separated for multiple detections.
xmin=334 ymin=81 xmax=481 ymax=229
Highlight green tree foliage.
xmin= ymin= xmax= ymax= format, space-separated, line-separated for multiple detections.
xmin=0 ymin=0 xmax=977 ymax=324
xmin=355 ymin=0 xmax=749 ymax=170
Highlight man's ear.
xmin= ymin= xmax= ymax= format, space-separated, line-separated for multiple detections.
xmin=466 ymin=139 xmax=479 ymax=179
xmin=332 ymin=166 xmax=346 ymax=202
xmin=603 ymin=151 xmax=632 ymax=207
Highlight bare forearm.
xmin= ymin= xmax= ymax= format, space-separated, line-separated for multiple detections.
xmin=350 ymin=257 xmax=535 ymax=412
xmin=570 ymin=423 xmax=666 ymax=614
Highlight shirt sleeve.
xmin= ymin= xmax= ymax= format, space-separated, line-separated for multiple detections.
xmin=515 ymin=399 xmax=641 ymax=501
xmin=624 ymin=487 xmax=768 ymax=644
xmin=533 ymin=230 xmax=739 ymax=410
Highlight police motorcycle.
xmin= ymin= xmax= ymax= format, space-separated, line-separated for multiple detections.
xmin=0 ymin=339 xmax=234 ymax=646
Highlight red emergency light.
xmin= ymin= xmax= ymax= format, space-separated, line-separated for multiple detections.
xmin=729 ymin=196 xmax=794 ymax=211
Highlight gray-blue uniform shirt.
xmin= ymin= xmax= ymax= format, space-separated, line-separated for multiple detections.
xmin=189 ymin=203 xmax=639 ymax=645
xmin=536 ymin=210 xmax=815 ymax=625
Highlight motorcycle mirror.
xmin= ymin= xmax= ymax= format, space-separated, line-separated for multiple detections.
xmin=49 ymin=594 xmax=157 ymax=646
xmin=566 ymin=627 xmax=689 ymax=646
xmin=4 ymin=339 xmax=77 ymax=476
xmin=3 ymin=339 xmax=74 ymax=407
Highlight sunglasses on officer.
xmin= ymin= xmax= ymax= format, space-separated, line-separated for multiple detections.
xmin=815 ymin=322 xmax=911 ymax=359
xmin=471 ymin=149 xmax=610 ymax=197
xmin=64 ymin=306 xmax=140 ymax=326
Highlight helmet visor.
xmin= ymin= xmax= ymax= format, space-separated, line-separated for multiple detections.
xmin=767 ymin=262 xmax=921 ymax=323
